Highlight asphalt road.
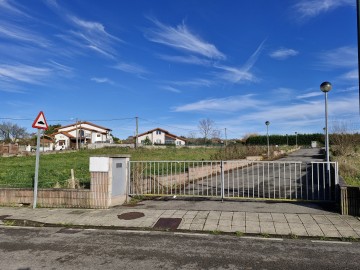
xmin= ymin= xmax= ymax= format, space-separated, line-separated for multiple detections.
xmin=1 ymin=226 xmax=359 ymax=270
xmin=186 ymin=148 xmax=334 ymax=200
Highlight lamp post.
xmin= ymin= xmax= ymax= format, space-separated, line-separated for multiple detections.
xmin=286 ymin=134 xmax=288 ymax=146
xmin=320 ymin=81 xmax=332 ymax=170
xmin=295 ymin=132 xmax=298 ymax=148
xmin=265 ymin=121 xmax=270 ymax=158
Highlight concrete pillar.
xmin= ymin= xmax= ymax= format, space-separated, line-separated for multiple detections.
xmin=89 ymin=155 xmax=130 ymax=208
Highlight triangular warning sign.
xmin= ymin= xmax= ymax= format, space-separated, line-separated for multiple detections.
xmin=32 ymin=111 xmax=48 ymax=130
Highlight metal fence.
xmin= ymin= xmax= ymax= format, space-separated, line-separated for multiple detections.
xmin=128 ymin=160 xmax=338 ymax=202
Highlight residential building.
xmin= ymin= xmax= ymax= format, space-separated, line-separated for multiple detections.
xmin=52 ymin=121 xmax=112 ymax=150
xmin=137 ymin=128 xmax=185 ymax=146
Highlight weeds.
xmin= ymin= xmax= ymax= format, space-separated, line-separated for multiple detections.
xmin=3 ymin=220 xmax=15 ymax=226
xmin=289 ymin=233 xmax=298 ymax=239
xmin=235 ymin=231 xmax=244 ymax=237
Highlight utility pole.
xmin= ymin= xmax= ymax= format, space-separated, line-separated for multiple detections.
xmin=75 ymin=118 xmax=78 ymax=150
xmin=135 ymin=116 xmax=138 ymax=148
xmin=224 ymin=128 xmax=227 ymax=146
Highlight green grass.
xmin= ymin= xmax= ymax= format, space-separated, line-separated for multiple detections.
xmin=0 ymin=147 xmax=219 ymax=188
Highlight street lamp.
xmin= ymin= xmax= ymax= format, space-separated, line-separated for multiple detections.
xmin=320 ymin=81 xmax=332 ymax=170
xmin=265 ymin=121 xmax=270 ymax=158
xmin=295 ymin=132 xmax=298 ymax=148
xmin=286 ymin=134 xmax=288 ymax=146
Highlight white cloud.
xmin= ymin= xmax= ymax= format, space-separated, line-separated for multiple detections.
xmin=269 ymin=48 xmax=299 ymax=60
xmin=293 ymin=0 xmax=355 ymax=19
xmin=318 ymin=46 xmax=357 ymax=68
xmin=145 ymin=18 xmax=225 ymax=60
xmin=215 ymin=65 xmax=256 ymax=83
xmin=173 ymin=95 xmax=264 ymax=112
xmin=0 ymin=0 xmax=29 ymax=17
xmin=91 ymin=77 xmax=114 ymax=84
xmin=0 ymin=21 xmax=50 ymax=47
xmin=340 ymin=69 xmax=358 ymax=80
xmin=157 ymin=54 xmax=212 ymax=66
xmin=0 ymin=64 xmax=51 ymax=84
xmin=45 ymin=1 xmax=121 ymax=59
xmin=214 ymin=40 xmax=265 ymax=84
xmin=171 ymin=78 xmax=214 ymax=88
xmin=162 ymin=86 xmax=181 ymax=93
xmin=114 ymin=62 xmax=149 ymax=76
xmin=296 ymin=92 xmax=323 ymax=99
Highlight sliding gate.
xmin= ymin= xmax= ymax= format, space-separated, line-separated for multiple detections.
xmin=129 ymin=160 xmax=338 ymax=202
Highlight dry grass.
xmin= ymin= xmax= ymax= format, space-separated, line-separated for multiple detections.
xmin=333 ymin=154 xmax=360 ymax=186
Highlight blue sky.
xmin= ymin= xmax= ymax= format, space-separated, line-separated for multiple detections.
xmin=0 ymin=0 xmax=358 ymax=139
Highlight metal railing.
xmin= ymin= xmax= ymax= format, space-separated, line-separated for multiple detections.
xmin=128 ymin=160 xmax=338 ymax=202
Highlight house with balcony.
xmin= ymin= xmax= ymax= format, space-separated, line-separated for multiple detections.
xmin=137 ymin=128 xmax=185 ymax=146
xmin=52 ymin=121 xmax=112 ymax=150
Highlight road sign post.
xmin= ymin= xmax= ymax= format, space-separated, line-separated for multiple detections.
xmin=32 ymin=111 xmax=48 ymax=209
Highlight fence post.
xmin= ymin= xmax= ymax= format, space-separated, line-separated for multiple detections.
xmin=221 ymin=160 xmax=224 ymax=202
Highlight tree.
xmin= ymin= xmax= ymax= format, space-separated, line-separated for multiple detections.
xmin=198 ymin=118 xmax=219 ymax=143
xmin=0 ymin=121 xmax=29 ymax=143
xmin=44 ymin=124 xmax=61 ymax=135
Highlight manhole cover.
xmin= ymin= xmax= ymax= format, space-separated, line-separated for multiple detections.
xmin=153 ymin=218 xmax=182 ymax=230
xmin=118 ymin=212 xmax=145 ymax=220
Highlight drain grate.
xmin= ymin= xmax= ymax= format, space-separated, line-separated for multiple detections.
xmin=117 ymin=212 xmax=145 ymax=220
xmin=153 ymin=218 xmax=182 ymax=230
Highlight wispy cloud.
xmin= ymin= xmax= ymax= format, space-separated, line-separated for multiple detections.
xmin=293 ymin=0 xmax=355 ymax=20
xmin=0 ymin=0 xmax=29 ymax=17
xmin=91 ymin=77 xmax=114 ymax=84
xmin=161 ymin=86 xmax=181 ymax=93
xmin=113 ymin=62 xmax=149 ymax=76
xmin=269 ymin=48 xmax=299 ymax=60
xmin=0 ymin=20 xmax=50 ymax=47
xmin=296 ymin=92 xmax=323 ymax=99
xmin=340 ymin=69 xmax=358 ymax=80
xmin=157 ymin=54 xmax=212 ymax=66
xmin=45 ymin=1 xmax=121 ymax=59
xmin=145 ymin=18 xmax=225 ymax=60
xmin=0 ymin=64 xmax=51 ymax=84
xmin=318 ymin=46 xmax=357 ymax=69
xmin=171 ymin=78 xmax=214 ymax=88
xmin=173 ymin=95 xmax=264 ymax=112
xmin=215 ymin=40 xmax=266 ymax=84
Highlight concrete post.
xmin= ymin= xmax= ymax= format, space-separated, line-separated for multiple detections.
xmin=89 ymin=155 xmax=131 ymax=208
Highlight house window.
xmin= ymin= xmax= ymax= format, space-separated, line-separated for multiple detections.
xmin=59 ymin=140 xmax=65 ymax=146
xmin=156 ymin=130 xmax=161 ymax=135
xmin=97 ymin=134 xmax=101 ymax=137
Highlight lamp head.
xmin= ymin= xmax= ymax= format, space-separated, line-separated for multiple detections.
xmin=320 ymin=81 xmax=332 ymax=93
xmin=265 ymin=121 xmax=270 ymax=126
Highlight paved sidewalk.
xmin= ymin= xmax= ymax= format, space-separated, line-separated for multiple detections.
xmin=0 ymin=201 xmax=359 ymax=239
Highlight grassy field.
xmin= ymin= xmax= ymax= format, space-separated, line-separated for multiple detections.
xmin=0 ymin=147 xmax=221 ymax=188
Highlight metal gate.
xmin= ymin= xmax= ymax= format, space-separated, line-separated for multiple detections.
xmin=128 ymin=160 xmax=338 ymax=202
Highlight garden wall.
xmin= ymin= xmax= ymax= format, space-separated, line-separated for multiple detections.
xmin=340 ymin=184 xmax=360 ymax=216
xmin=0 ymin=156 xmax=129 ymax=209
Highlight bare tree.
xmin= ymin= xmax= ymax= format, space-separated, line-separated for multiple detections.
xmin=0 ymin=121 xmax=29 ymax=143
xmin=198 ymin=118 xmax=216 ymax=143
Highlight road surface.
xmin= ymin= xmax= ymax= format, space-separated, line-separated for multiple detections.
xmin=1 ymin=226 xmax=359 ymax=270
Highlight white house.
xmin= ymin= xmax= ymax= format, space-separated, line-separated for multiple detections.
xmin=137 ymin=128 xmax=186 ymax=146
xmin=52 ymin=121 xmax=113 ymax=150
